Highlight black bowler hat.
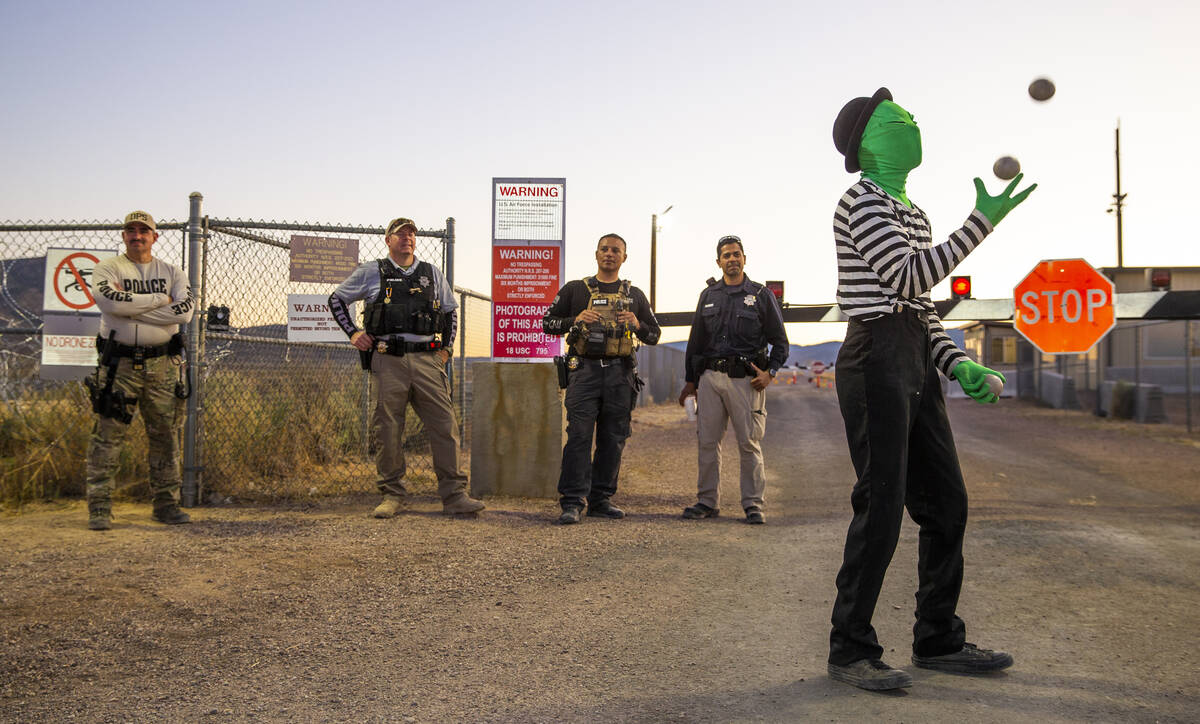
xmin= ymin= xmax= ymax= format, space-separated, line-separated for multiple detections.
xmin=832 ymin=87 xmax=892 ymax=173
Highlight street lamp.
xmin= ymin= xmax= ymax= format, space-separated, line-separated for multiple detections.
xmin=650 ymin=204 xmax=673 ymax=310
xmin=1105 ymin=120 xmax=1127 ymax=268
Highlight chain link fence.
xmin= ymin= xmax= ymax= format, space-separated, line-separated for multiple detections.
xmin=1 ymin=222 xmax=187 ymax=503
xmin=1 ymin=202 xmax=494 ymax=508
xmin=1016 ymin=320 xmax=1197 ymax=431
xmin=196 ymin=217 xmax=453 ymax=501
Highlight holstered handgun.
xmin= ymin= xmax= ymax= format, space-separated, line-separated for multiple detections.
xmin=553 ymin=355 xmax=570 ymax=389
xmin=731 ymin=356 xmax=750 ymax=379
xmin=85 ymin=330 xmax=136 ymax=424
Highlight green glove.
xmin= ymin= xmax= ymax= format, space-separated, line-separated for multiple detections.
xmin=951 ymin=359 xmax=1006 ymax=404
xmin=973 ymin=173 xmax=1037 ymax=226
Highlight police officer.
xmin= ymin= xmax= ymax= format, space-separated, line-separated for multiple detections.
xmin=678 ymin=235 xmax=788 ymax=524
xmin=86 ymin=210 xmax=195 ymax=530
xmin=328 ymin=217 xmax=485 ymax=518
xmin=543 ymin=233 xmax=660 ymax=524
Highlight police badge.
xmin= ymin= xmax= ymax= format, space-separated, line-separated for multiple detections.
xmin=567 ymin=356 xmax=581 ymax=371
xmin=744 ymin=295 xmax=756 ymax=306
xmin=418 ymin=276 xmax=431 ymax=288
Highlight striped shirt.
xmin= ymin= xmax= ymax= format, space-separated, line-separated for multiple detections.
xmin=834 ymin=178 xmax=992 ymax=376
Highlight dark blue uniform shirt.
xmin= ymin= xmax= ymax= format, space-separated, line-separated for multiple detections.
xmin=683 ymin=276 xmax=789 ymax=384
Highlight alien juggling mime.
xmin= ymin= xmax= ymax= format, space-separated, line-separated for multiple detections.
xmin=826 ymin=88 xmax=1036 ymax=691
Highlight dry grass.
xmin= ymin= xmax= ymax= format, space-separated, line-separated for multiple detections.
xmin=1 ymin=364 xmax=444 ymax=509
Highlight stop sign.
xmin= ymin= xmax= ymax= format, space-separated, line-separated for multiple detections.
xmin=1014 ymin=258 xmax=1115 ymax=354
xmin=811 ymin=361 xmax=826 ymax=374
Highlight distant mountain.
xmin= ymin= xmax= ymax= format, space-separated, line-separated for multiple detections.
xmin=786 ymin=341 xmax=842 ymax=367
xmin=0 ymin=257 xmax=45 ymax=327
xmin=662 ymin=338 xmax=838 ymax=367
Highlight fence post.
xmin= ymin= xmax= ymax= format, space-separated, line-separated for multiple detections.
xmin=1134 ymin=324 xmax=1142 ymax=390
xmin=182 ymin=192 xmax=203 ymax=507
xmin=1186 ymin=320 xmax=1193 ymax=435
xmin=444 ymin=217 xmax=456 ymax=398
xmin=458 ymin=289 xmax=467 ymax=449
xmin=361 ymin=370 xmax=371 ymax=459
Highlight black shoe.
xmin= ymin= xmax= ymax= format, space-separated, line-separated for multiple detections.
xmin=744 ymin=506 xmax=765 ymax=524
xmin=681 ymin=503 xmax=719 ymax=519
xmin=912 ymin=643 xmax=1013 ymax=673
xmin=152 ymin=505 xmax=192 ymax=525
xmin=557 ymin=507 xmax=582 ymax=525
xmin=586 ymin=500 xmax=625 ymax=519
xmin=828 ymin=659 xmax=913 ymax=691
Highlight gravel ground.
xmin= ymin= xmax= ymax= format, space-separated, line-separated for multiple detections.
xmin=2 ymin=384 xmax=1198 ymax=723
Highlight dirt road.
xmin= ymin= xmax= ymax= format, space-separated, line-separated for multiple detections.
xmin=2 ymin=384 xmax=1198 ymax=722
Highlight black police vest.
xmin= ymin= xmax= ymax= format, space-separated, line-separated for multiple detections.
xmin=699 ymin=277 xmax=769 ymax=356
xmin=362 ymin=260 xmax=444 ymax=336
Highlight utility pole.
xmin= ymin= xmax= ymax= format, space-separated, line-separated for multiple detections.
xmin=1108 ymin=121 xmax=1127 ymax=268
xmin=650 ymin=213 xmax=658 ymax=310
xmin=649 ymin=205 xmax=672 ymax=310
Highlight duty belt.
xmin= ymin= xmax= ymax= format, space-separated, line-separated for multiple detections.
xmin=576 ymin=355 xmax=632 ymax=368
xmin=704 ymin=356 xmax=748 ymax=375
xmin=374 ymin=338 xmax=444 ymax=356
xmin=95 ymin=336 xmax=170 ymax=360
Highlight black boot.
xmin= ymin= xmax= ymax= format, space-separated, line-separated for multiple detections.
xmin=152 ymin=504 xmax=191 ymax=525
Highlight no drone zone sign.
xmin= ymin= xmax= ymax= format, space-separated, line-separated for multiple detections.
xmin=43 ymin=247 xmax=117 ymax=314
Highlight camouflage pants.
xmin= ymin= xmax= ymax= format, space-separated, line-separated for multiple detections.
xmin=86 ymin=355 xmax=185 ymax=512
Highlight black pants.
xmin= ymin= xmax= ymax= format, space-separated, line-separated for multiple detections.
xmin=558 ymin=358 xmax=635 ymax=510
xmin=829 ymin=309 xmax=968 ymax=666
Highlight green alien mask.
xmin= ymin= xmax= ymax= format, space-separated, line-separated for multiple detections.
xmin=857 ymin=100 xmax=922 ymax=208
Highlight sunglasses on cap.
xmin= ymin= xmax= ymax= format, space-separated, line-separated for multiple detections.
xmin=718 ymin=235 xmax=741 ymax=245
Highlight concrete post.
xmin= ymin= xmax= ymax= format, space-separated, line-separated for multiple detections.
xmin=470 ymin=362 xmax=564 ymax=498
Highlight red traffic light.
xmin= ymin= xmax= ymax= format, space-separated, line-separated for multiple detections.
xmin=765 ymin=280 xmax=784 ymax=302
xmin=950 ymin=276 xmax=972 ymax=300
xmin=1150 ymin=268 xmax=1171 ymax=290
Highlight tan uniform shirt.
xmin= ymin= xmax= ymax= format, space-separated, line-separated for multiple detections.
xmin=93 ymin=254 xmax=195 ymax=346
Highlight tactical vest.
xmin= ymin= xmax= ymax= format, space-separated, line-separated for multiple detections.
xmin=571 ymin=277 xmax=635 ymax=358
xmin=362 ymin=260 xmax=445 ymax=337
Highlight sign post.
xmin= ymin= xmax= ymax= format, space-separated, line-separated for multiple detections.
xmin=490 ymin=177 xmax=565 ymax=361
xmin=1013 ymin=258 xmax=1115 ymax=354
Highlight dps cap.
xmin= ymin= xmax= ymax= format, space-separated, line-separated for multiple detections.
xmin=386 ymin=217 xmax=417 ymax=236
xmin=832 ymin=87 xmax=892 ymax=173
xmin=123 ymin=210 xmax=157 ymax=231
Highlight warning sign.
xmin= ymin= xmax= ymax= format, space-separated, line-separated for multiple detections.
xmin=40 ymin=312 xmax=102 ymax=380
xmin=43 ymin=247 xmax=117 ymax=314
xmin=41 ymin=333 xmax=98 ymax=367
xmin=491 ymin=245 xmax=561 ymax=360
xmin=287 ymin=294 xmax=351 ymax=343
xmin=289 ymin=235 xmax=360 ymax=284
xmin=491 ymin=177 xmax=565 ymax=362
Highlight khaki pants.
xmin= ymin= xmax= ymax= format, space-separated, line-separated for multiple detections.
xmin=695 ymin=369 xmax=767 ymax=511
xmin=372 ymin=351 xmax=466 ymax=501
xmin=86 ymin=355 xmax=184 ymax=512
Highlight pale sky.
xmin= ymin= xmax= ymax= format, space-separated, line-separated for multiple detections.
xmin=2 ymin=0 xmax=1196 ymax=344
